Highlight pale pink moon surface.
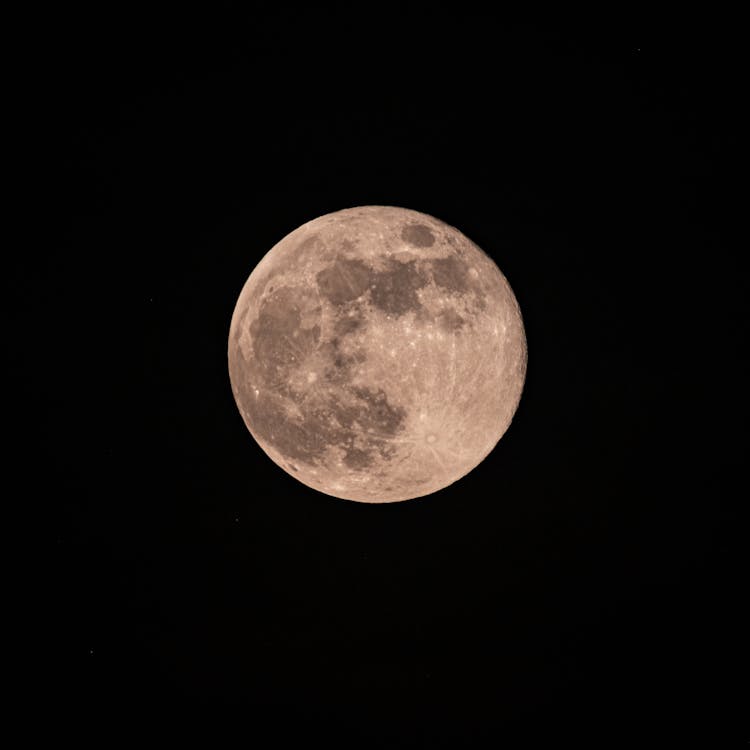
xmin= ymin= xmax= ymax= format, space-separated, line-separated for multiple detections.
xmin=228 ymin=206 xmax=527 ymax=503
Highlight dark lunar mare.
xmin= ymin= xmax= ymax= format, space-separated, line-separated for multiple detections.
xmin=235 ymin=276 xmax=411 ymax=471
xmin=247 ymin=285 xmax=320 ymax=391
xmin=369 ymin=260 xmax=426 ymax=316
xmin=241 ymin=380 xmax=407 ymax=470
xmin=429 ymin=255 xmax=470 ymax=294
xmin=233 ymin=241 xmax=491 ymax=476
xmin=317 ymin=255 xmax=430 ymax=318
xmin=400 ymin=223 xmax=435 ymax=247
xmin=315 ymin=258 xmax=371 ymax=306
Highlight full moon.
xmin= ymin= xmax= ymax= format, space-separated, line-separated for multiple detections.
xmin=228 ymin=206 xmax=527 ymax=503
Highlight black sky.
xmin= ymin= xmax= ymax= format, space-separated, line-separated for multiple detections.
xmin=27 ymin=6 xmax=744 ymax=745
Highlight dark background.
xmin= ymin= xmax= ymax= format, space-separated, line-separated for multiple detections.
xmin=27 ymin=6 xmax=744 ymax=745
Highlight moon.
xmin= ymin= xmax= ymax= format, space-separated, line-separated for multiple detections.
xmin=228 ymin=206 xmax=527 ymax=503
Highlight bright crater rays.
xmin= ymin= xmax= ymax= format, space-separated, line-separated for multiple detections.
xmin=228 ymin=206 xmax=527 ymax=503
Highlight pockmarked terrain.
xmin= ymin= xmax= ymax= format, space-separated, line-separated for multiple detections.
xmin=228 ymin=206 xmax=527 ymax=502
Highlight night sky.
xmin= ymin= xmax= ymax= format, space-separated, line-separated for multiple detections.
xmin=29 ymin=7 xmax=744 ymax=745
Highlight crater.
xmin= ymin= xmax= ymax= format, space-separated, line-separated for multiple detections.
xmin=401 ymin=223 xmax=435 ymax=247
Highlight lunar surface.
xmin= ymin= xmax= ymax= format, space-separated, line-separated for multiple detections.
xmin=228 ymin=206 xmax=527 ymax=503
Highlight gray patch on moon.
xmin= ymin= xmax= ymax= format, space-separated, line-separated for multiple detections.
xmin=322 ymin=335 xmax=366 ymax=384
xmin=243 ymin=381 xmax=407 ymax=472
xmin=342 ymin=448 xmax=374 ymax=470
xmin=436 ymin=307 xmax=466 ymax=332
xmin=339 ymin=386 xmax=407 ymax=437
xmin=249 ymin=285 xmax=321 ymax=388
xmin=423 ymin=254 xmax=489 ymax=318
xmin=316 ymin=258 xmax=372 ymax=306
xmin=242 ymin=394 xmax=329 ymax=465
xmin=316 ymin=255 xmax=428 ymax=318
xmin=234 ymin=279 xmax=409 ymax=473
xmin=429 ymin=255 xmax=471 ymax=294
xmin=369 ymin=259 xmax=427 ymax=316
xmin=401 ymin=223 xmax=435 ymax=247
